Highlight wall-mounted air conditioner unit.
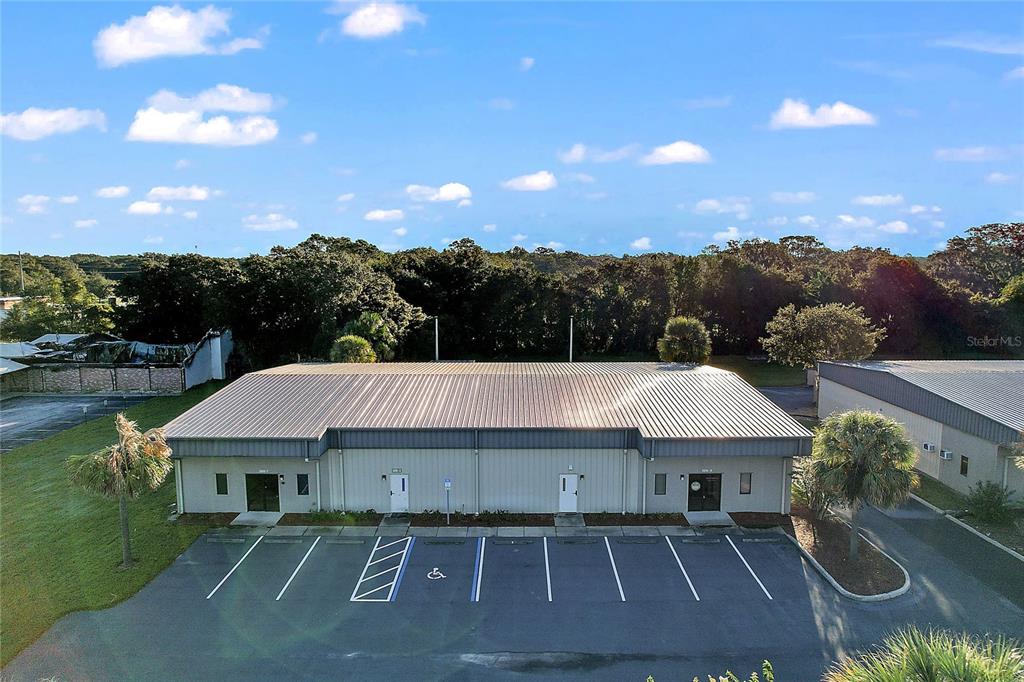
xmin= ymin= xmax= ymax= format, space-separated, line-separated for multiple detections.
xmin=922 ymin=442 xmax=937 ymax=452
xmin=939 ymin=450 xmax=953 ymax=460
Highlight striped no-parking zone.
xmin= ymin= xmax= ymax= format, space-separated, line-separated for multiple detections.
xmin=350 ymin=536 xmax=416 ymax=602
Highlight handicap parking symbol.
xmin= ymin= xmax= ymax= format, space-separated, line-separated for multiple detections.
xmin=427 ymin=567 xmax=446 ymax=580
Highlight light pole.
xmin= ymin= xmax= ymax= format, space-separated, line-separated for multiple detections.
xmin=569 ymin=315 xmax=574 ymax=362
xmin=434 ymin=316 xmax=439 ymax=362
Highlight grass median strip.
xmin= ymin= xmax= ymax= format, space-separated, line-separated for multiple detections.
xmin=0 ymin=382 xmax=226 ymax=665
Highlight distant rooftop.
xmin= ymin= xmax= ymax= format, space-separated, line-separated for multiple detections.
xmin=166 ymin=362 xmax=812 ymax=443
xmin=820 ymin=360 xmax=1024 ymax=437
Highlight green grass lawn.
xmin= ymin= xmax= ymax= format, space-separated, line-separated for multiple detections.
xmin=0 ymin=382 xmax=226 ymax=665
xmin=913 ymin=473 xmax=965 ymax=511
xmin=912 ymin=473 xmax=1024 ymax=554
xmin=708 ymin=355 xmax=806 ymax=387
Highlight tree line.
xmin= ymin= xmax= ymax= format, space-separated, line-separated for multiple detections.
xmin=1 ymin=224 xmax=1021 ymax=369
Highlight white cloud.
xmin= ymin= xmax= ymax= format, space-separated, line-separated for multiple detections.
xmin=769 ymin=98 xmax=877 ymax=129
xmin=713 ymin=226 xmax=753 ymax=242
xmin=766 ymin=216 xmax=789 ymax=227
xmin=630 ymin=236 xmax=652 ymax=250
xmin=74 ymin=219 xmax=98 ymax=228
xmin=488 ymin=97 xmax=516 ymax=111
xmin=836 ymin=214 xmax=875 ymax=229
xmin=405 ymin=182 xmax=472 ymax=202
xmin=934 ymin=146 xmax=1006 ymax=162
xmin=57 ymin=195 xmax=79 ymax=204
xmin=364 ymin=208 xmax=405 ymax=221
xmin=770 ymin=191 xmax=816 ymax=204
xmin=694 ymin=197 xmax=751 ymax=220
xmin=182 ymin=210 xmax=199 ymax=220
xmin=1 ymin=108 xmax=106 ymax=141
xmin=558 ymin=143 xmax=638 ymax=164
xmin=985 ymin=172 xmax=1015 ymax=184
xmin=457 ymin=198 xmax=472 ymax=208
xmin=534 ymin=241 xmax=563 ymax=250
xmin=795 ymin=215 xmax=818 ymax=227
xmin=511 ymin=233 xmax=527 ymax=242
xmin=878 ymin=220 xmax=911 ymax=234
xmin=243 ymin=212 xmax=298 ymax=231
xmin=392 ymin=226 xmax=408 ymax=237
xmin=18 ymin=194 xmax=50 ymax=214
xmin=520 ymin=56 xmax=535 ymax=72
xmin=147 ymin=185 xmax=212 ymax=201
xmin=337 ymin=192 xmax=356 ymax=202
xmin=639 ymin=140 xmax=711 ymax=165
xmin=565 ymin=172 xmax=595 ymax=184
xmin=127 ymin=201 xmax=164 ymax=215
xmin=175 ymin=158 xmax=191 ymax=170
xmin=501 ymin=170 xmax=557 ymax=192
xmin=143 ymin=235 xmax=165 ymax=245
xmin=930 ymin=33 xmax=1023 ymax=56
xmin=680 ymin=96 xmax=733 ymax=110
xmin=337 ymin=2 xmax=426 ymax=39
xmin=300 ymin=131 xmax=318 ymax=144
xmin=907 ymin=204 xmax=943 ymax=215
xmin=852 ymin=193 xmax=904 ymax=206
xmin=482 ymin=223 xmax=497 ymax=232
xmin=96 ymin=185 xmax=130 ymax=198
xmin=126 ymin=85 xmax=279 ymax=146
xmin=94 ymin=4 xmax=265 ymax=67
xmin=1007 ymin=66 xmax=1024 ymax=80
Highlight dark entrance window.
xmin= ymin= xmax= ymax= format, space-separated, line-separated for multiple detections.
xmin=215 ymin=473 xmax=228 ymax=495
xmin=654 ymin=473 xmax=667 ymax=495
xmin=739 ymin=472 xmax=752 ymax=495
xmin=687 ymin=473 xmax=722 ymax=512
xmin=297 ymin=473 xmax=310 ymax=496
xmin=245 ymin=473 xmax=280 ymax=512
xmin=960 ymin=455 xmax=969 ymax=477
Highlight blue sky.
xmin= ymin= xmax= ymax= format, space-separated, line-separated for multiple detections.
xmin=2 ymin=2 xmax=1022 ymax=258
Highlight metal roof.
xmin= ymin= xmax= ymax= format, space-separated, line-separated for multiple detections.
xmin=165 ymin=362 xmax=812 ymax=442
xmin=819 ymin=360 xmax=1024 ymax=442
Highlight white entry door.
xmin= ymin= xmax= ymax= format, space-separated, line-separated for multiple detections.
xmin=558 ymin=474 xmax=578 ymax=512
xmin=389 ymin=474 xmax=409 ymax=512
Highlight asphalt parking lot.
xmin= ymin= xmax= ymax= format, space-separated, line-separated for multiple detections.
xmin=8 ymin=521 xmax=1024 ymax=681
xmin=0 ymin=394 xmax=151 ymax=453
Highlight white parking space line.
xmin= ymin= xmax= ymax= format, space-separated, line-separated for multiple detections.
xmin=664 ymin=536 xmax=700 ymax=601
xmin=726 ymin=535 xmax=773 ymax=600
xmin=350 ymin=536 xmax=414 ymax=602
xmin=471 ymin=537 xmax=487 ymax=602
xmin=543 ymin=537 xmax=552 ymax=602
xmin=275 ymin=536 xmax=321 ymax=601
xmin=206 ymin=536 xmax=263 ymax=600
xmin=604 ymin=537 xmax=626 ymax=602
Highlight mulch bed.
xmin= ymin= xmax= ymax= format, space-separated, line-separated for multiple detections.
xmin=584 ymin=512 xmax=689 ymax=526
xmin=785 ymin=503 xmax=905 ymax=596
xmin=278 ymin=512 xmax=382 ymax=526
xmin=410 ymin=512 xmax=555 ymax=527
xmin=175 ymin=512 xmax=238 ymax=526
xmin=730 ymin=512 xmax=794 ymax=531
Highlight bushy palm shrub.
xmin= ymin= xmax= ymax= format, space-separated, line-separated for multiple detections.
xmin=965 ymin=481 xmax=1016 ymax=524
xmin=824 ymin=627 xmax=1024 ymax=681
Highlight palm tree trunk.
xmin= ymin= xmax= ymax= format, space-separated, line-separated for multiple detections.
xmin=848 ymin=501 xmax=860 ymax=562
xmin=119 ymin=494 xmax=134 ymax=567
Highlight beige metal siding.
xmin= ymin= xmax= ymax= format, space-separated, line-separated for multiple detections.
xmin=644 ymin=456 xmax=788 ymax=514
xmin=341 ymin=449 xmax=477 ymax=513
xmin=178 ymin=457 xmax=320 ymax=513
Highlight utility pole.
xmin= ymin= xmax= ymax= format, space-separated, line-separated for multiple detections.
xmin=569 ymin=315 xmax=574 ymax=362
xmin=18 ymin=251 xmax=25 ymax=293
xmin=434 ymin=316 xmax=439 ymax=362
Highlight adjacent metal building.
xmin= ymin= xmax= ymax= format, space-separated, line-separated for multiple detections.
xmin=166 ymin=362 xmax=812 ymax=516
xmin=817 ymin=360 xmax=1024 ymax=498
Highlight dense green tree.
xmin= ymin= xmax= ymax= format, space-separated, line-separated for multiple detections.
xmin=657 ymin=316 xmax=712 ymax=363
xmin=927 ymin=222 xmax=1024 ymax=297
xmin=760 ymin=303 xmax=886 ymax=368
xmin=0 ymin=276 xmax=114 ymax=341
xmin=342 ymin=312 xmax=397 ymax=361
xmin=809 ymin=411 xmax=918 ymax=560
xmin=329 ymin=335 xmax=377 ymax=362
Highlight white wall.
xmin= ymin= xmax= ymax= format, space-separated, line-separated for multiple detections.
xmin=643 ymin=456 xmax=790 ymax=514
xmin=178 ymin=456 xmax=322 ymax=513
xmin=818 ymin=378 xmax=1010 ymax=497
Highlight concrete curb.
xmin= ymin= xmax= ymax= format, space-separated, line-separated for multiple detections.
xmin=782 ymin=526 xmax=911 ymax=603
xmin=909 ymin=493 xmax=1024 ymax=564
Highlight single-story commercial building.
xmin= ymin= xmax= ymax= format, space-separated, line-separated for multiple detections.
xmin=817 ymin=360 xmax=1024 ymax=498
xmin=165 ymin=362 xmax=812 ymax=517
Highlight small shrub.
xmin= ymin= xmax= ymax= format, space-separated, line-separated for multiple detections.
xmin=791 ymin=459 xmax=837 ymax=519
xmin=965 ymin=481 xmax=1016 ymax=524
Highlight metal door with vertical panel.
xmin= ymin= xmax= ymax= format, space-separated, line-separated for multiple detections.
xmin=687 ymin=473 xmax=721 ymax=512
xmin=558 ymin=473 xmax=578 ymax=512
xmin=245 ymin=473 xmax=280 ymax=512
xmin=389 ymin=474 xmax=409 ymax=512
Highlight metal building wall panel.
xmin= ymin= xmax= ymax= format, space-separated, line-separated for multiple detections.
xmin=340 ymin=448 xmax=477 ymax=513
xmin=167 ymin=438 xmax=309 ymax=458
xmin=478 ymin=448 xmax=624 ymax=513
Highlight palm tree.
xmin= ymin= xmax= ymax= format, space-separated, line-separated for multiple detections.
xmin=809 ymin=410 xmax=917 ymax=560
xmin=66 ymin=413 xmax=173 ymax=568
xmin=824 ymin=627 xmax=1024 ymax=681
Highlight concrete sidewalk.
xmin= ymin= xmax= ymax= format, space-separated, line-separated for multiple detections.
xmin=232 ymin=524 xmax=700 ymax=538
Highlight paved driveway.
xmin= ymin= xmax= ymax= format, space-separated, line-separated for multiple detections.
xmin=7 ymin=522 xmax=1023 ymax=681
xmin=0 ymin=394 xmax=151 ymax=453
